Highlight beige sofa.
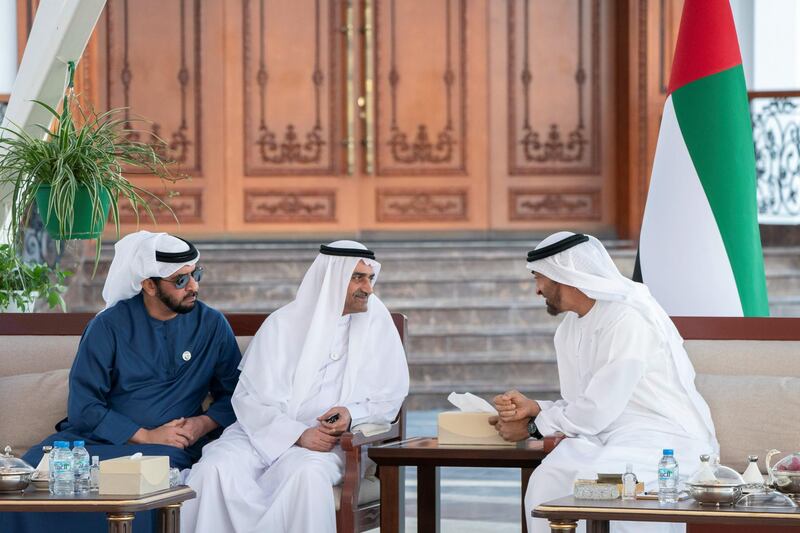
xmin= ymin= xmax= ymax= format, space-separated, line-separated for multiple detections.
xmin=1 ymin=314 xmax=799 ymax=533
xmin=0 ymin=312 xmax=407 ymax=533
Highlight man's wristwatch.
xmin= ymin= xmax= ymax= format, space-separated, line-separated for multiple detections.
xmin=527 ymin=417 xmax=543 ymax=439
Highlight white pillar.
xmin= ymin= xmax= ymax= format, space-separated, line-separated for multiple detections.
xmin=0 ymin=0 xmax=18 ymax=95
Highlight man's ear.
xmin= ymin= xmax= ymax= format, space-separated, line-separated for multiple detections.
xmin=141 ymin=278 xmax=157 ymax=296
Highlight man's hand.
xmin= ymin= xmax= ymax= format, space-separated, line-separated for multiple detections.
xmin=493 ymin=389 xmax=540 ymax=422
xmin=129 ymin=419 xmax=192 ymax=449
xmin=317 ymin=406 xmax=351 ymax=437
xmin=297 ymin=427 xmax=339 ymax=452
xmin=174 ymin=415 xmax=218 ymax=446
xmin=488 ymin=415 xmax=530 ymax=443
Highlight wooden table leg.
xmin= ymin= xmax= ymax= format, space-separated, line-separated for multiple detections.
xmin=107 ymin=512 xmax=135 ymax=533
xmin=158 ymin=503 xmax=182 ymax=533
xmin=548 ymin=519 xmax=578 ymax=532
xmin=521 ymin=467 xmax=534 ymax=533
xmin=417 ymin=466 xmax=440 ymax=533
xmin=586 ymin=519 xmax=610 ymax=533
xmin=380 ymin=465 xmax=401 ymax=533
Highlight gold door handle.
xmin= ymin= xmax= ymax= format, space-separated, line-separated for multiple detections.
xmin=344 ymin=0 xmax=356 ymax=175
xmin=362 ymin=0 xmax=375 ymax=175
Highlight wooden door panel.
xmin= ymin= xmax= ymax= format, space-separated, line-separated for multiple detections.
xmin=225 ymin=0 xmax=358 ymax=234
xmin=242 ymin=0 xmax=343 ymax=176
xmin=364 ymin=0 xmax=487 ymax=231
xmin=96 ymin=0 xmax=226 ymax=236
xmin=489 ymin=0 xmax=616 ymax=233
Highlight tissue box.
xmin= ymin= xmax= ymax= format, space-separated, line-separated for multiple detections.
xmin=99 ymin=455 xmax=170 ymax=495
xmin=437 ymin=411 xmax=515 ymax=446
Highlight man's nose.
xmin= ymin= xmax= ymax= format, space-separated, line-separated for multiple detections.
xmin=363 ymin=281 xmax=373 ymax=295
xmin=186 ymin=275 xmax=200 ymax=291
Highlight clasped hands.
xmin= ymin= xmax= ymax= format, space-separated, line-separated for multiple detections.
xmin=130 ymin=415 xmax=218 ymax=449
xmin=489 ymin=389 xmax=541 ymax=442
xmin=297 ymin=406 xmax=352 ymax=452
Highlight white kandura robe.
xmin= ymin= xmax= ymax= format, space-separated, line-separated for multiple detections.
xmin=525 ymin=300 xmax=716 ymax=533
xmin=182 ymin=317 xmax=387 ymax=533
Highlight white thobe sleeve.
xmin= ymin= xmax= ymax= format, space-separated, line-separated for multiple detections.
xmin=232 ymin=381 xmax=309 ymax=466
xmin=344 ymin=397 xmax=404 ymax=428
xmin=534 ymin=313 xmax=653 ymax=437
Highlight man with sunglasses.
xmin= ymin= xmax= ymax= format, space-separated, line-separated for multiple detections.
xmin=11 ymin=231 xmax=241 ymax=533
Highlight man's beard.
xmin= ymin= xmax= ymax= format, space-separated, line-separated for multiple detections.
xmin=545 ymin=300 xmax=560 ymax=316
xmin=156 ymin=284 xmax=198 ymax=314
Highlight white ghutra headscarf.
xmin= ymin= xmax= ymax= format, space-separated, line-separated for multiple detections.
xmin=527 ymin=231 xmax=719 ymax=453
xmin=101 ymin=230 xmax=200 ymax=310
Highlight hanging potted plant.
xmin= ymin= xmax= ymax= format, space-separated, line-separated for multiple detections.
xmin=0 ymin=244 xmax=71 ymax=312
xmin=0 ymin=62 xmax=179 ymax=269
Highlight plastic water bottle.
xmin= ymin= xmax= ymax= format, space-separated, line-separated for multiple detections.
xmin=658 ymin=449 xmax=679 ymax=504
xmin=622 ymin=463 xmax=637 ymax=501
xmin=72 ymin=441 xmax=91 ymax=494
xmin=51 ymin=441 xmax=74 ymax=496
xmin=47 ymin=445 xmax=57 ymax=494
xmin=89 ymin=456 xmax=100 ymax=492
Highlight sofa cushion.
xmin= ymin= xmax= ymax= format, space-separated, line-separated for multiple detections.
xmin=695 ymin=373 xmax=800 ymax=473
xmin=686 ymin=340 xmax=800 ymax=378
xmin=0 ymin=368 xmax=69 ymax=457
xmin=0 ymin=336 xmax=80 ymax=377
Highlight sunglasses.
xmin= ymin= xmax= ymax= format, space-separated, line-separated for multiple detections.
xmin=153 ymin=266 xmax=204 ymax=289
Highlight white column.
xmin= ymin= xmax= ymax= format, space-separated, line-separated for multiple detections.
xmin=0 ymin=0 xmax=18 ymax=95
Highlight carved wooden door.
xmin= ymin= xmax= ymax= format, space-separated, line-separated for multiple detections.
xmin=488 ymin=0 xmax=617 ymax=233
xmin=225 ymin=0 xmax=488 ymax=235
xmin=90 ymin=0 xmax=624 ymax=237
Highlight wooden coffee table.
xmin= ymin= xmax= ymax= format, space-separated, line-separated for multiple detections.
xmin=369 ymin=436 xmax=562 ymax=533
xmin=0 ymin=485 xmax=195 ymax=533
xmin=533 ymin=496 xmax=800 ymax=532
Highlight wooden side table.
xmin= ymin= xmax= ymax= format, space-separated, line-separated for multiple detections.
xmin=369 ymin=436 xmax=562 ymax=533
xmin=533 ymin=496 xmax=800 ymax=532
xmin=0 ymin=485 xmax=195 ymax=533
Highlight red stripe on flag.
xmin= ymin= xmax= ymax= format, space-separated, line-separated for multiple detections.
xmin=667 ymin=0 xmax=742 ymax=95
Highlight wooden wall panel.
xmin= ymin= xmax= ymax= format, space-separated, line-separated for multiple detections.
xmin=374 ymin=0 xmax=466 ymax=176
xmin=95 ymin=0 xmax=227 ymax=236
xmin=507 ymin=0 xmax=600 ymax=176
xmin=363 ymin=0 xmax=487 ymax=231
xmin=489 ymin=0 xmax=614 ymax=233
xmin=241 ymin=0 xmax=343 ymax=176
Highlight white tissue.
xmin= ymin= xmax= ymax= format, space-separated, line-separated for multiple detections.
xmin=129 ymin=452 xmax=144 ymax=460
xmin=447 ymin=392 xmax=498 ymax=414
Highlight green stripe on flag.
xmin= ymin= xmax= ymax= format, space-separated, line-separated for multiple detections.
xmin=671 ymin=65 xmax=769 ymax=316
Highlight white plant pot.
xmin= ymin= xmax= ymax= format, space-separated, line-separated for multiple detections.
xmin=0 ymin=290 xmax=38 ymax=312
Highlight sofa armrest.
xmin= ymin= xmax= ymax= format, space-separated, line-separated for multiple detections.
xmin=543 ymin=432 xmax=566 ymax=453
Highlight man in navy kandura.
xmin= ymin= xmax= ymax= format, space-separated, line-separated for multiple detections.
xmin=5 ymin=231 xmax=241 ymax=533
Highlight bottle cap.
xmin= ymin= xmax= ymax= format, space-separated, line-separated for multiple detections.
xmin=663 ymin=449 xmax=674 ymax=456
xmin=54 ymin=441 xmax=69 ymax=448
xmin=73 ymin=440 xmax=85 ymax=447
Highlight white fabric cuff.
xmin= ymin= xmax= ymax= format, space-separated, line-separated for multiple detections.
xmin=344 ymin=402 xmax=370 ymax=427
xmin=534 ymin=404 xmax=561 ymax=436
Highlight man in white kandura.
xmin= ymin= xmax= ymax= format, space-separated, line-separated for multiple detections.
xmin=490 ymin=232 xmax=718 ymax=533
xmin=181 ymin=241 xmax=409 ymax=533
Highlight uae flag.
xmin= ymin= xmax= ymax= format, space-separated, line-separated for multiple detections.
xmin=635 ymin=0 xmax=769 ymax=317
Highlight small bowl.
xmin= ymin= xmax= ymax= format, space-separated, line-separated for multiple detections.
xmin=686 ymin=483 xmax=743 ymax=506
xmin=30 ymin=479 xmax=49 ymax=491
xmin=0 ymin=469 xmax=32 ymax=493
xmin=772 ymin=470 xmax=800 ymax=496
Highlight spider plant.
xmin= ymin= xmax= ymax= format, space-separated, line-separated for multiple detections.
xmin=0 ymin=65 xmax=180 ymax=270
